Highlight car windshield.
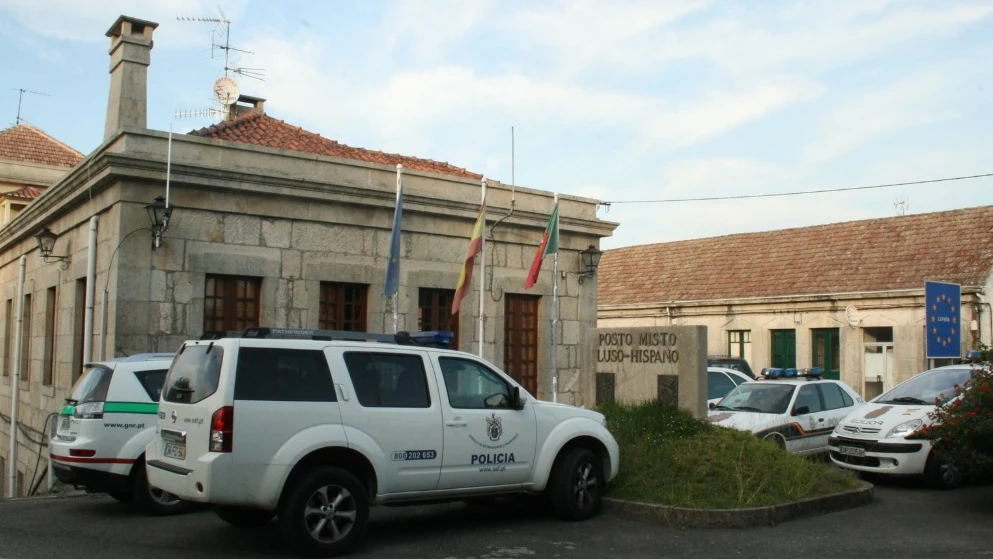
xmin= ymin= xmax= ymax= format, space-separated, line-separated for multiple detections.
xmin=713 ymin=383 xmax=795 ymax=414
xmin=876 ymin=367 xmax=974 ymax=405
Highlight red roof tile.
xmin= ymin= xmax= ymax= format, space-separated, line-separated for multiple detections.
xmin=599 ymin=205 xmax=993 ymax=305
xmin=0 ymin=123 xmax=83 ymax=168
xmin=2 ymin=185 xmax=43 ymax=200
xmin=188 ymin=113 xmax=482 ymax=180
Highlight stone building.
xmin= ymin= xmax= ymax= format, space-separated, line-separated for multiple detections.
xmin=0 ymin=123 xmax=84 ymax=228
xmin=0 ymin=15 xmax=617 ymax=497
xmin=598 ymin=205 xmax=993 ymax=399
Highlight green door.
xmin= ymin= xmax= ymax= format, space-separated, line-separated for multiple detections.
xmin=812 ymin=328 xmax=841 ymax=380
xmin=771 ymin=330 xmax=796 ymax=369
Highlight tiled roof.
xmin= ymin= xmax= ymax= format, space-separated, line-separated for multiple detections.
xmin=189 ymin=112 xmax=482 ymax=180
xmin=0 ymin=123 xmax=83 ymax=168
xmin=2 ymin=186 xmax=43 ymax=200
xmin=599 ymin=205 xmax=993 ymax=305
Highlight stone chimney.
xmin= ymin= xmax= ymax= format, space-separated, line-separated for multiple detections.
xmin=104 ymin=15 xmax=159 ymax=141
xmin=227 ymin=94 xmax=267 ymax=120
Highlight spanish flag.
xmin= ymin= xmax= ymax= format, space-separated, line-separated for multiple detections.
xmin=524 ymin=200 xmax=559 ymax=289
xmin=452 ymin=200 xmax=486 ymax=315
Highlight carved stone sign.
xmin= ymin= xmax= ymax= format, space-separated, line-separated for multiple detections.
xmin=595 ymin=326 xmax=707 ymax=418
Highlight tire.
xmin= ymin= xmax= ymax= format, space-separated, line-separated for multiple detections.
xmin=108 ymin=491 xmax=134 ymax=503
xmin=132 ymin=461 xmax=194 ymax=516
xmin=547 ymin=447 xmax=604 ymax=521
xmin=924 ymin=451 xmax=961 ymax=490
xmin=764 ymin=433 xmax=787 ymax=450
xmin=277 ymin=466 xmax=369 ymax=557
xmin=216 ymin=505 xmax=276 ymax=527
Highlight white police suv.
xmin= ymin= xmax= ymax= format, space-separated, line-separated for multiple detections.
xmin=145 ymin=327 xmax=620 ymax=557
xmin=707 ymin=367 xmax=865 ymax=454
xmin=49 ymin=353 xmax=193 ymax=515
xmin=828 ymin=364 xmax=974 ymax=489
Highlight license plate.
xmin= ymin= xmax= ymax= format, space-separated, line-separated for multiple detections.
xmin=838 ymin=445 xmax=866 ymax=457
xmin=164 ymin=441 xmax=186 ymax=460
xmin=59 ymin=416 xmax=71 ymax=431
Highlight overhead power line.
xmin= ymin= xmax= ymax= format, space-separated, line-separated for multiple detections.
xmin=599 ymin=173 xmax=993 ymax=206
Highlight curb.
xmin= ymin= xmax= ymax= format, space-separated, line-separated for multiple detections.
xmin=603 ymin=480 xmax=874 ymax=528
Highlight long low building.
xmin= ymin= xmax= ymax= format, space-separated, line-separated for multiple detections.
xmin=597 ymin=204 xmax=993 ymax=399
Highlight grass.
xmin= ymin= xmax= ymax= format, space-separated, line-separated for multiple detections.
xmin=597 ymin=401 xmax=864 ymax=509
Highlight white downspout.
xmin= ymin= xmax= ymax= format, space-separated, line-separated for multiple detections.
xmin=84 ymin=216 xmax=98 ymax=366
xmin=7 ymin=254 xmax=26 ymax=498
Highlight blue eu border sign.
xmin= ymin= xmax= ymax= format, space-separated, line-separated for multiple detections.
xmin=925 ymin=281 xmax=961 ymax=359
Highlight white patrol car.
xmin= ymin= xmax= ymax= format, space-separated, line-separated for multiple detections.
xmin=707 ymin=366 xmax=753 ymax=408
xmin=828 ymin=364 xmax=975 ymax=489
xmin=49 ymin=353 xmax=193 ymax=515
xmin=145 ymin=327 xmax=620 ymax=558
xmin=707 ymin=367 xmax=866 ymax=455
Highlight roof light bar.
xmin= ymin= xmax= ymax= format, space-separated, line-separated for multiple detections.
xmin=197 ymin=327 xmax=455 ymax=348
xmin=760 ymin=367 xmax=823 ymax=380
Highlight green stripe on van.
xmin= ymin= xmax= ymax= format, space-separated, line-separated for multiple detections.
xmin=61 ymin=405 xmax=74 ymax=415
xmin=103 ymin=402 xmax=159 ymax=414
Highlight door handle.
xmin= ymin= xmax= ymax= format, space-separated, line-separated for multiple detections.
xmin=446 ymin=419 xmax=467 ymax=427
xmin=818 ymin=418 xmax=824 ymax=422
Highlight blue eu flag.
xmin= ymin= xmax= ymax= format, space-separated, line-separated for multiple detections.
xmin=925 ymin=281 xmax=961 ymax=359
xmin=384 ymin=184 xmax=403 ymax=298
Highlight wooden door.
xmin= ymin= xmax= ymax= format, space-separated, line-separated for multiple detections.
xmin=504 ymin=294 xmax=539 ymax=396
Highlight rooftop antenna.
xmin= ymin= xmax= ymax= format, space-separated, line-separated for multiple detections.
xmin=894 ymin=197 xmax=910 ymax=216
xmin=175 ymin=7 xmax=264 ymax=122
xmin=12 ymin=88 xmax=50 ymax=124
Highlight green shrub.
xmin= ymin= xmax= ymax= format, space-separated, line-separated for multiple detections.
xmin=597 ymin=401 xmax=862 ymax=509
xmin=920 ymin=361 xmax=993 ymax=478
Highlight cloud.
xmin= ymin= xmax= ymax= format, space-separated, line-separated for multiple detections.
xmin=0 ymin=0 xmax=248 ymax=47
xmin=802 ymin=67 xmax=964 ymax=164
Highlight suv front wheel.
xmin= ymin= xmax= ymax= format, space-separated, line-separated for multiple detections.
xmin=548 ymin=447 xmax=604 ymax=521
xmin=278 ymin=466 xmax=369 ymax=557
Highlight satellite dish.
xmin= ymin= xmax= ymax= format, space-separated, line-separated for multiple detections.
xmin=213 ymin=76 xmax=240 ymax=105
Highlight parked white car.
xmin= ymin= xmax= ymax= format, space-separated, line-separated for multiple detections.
xmin=145 ymin=327 xmax=620 ymax=557
xmin=707 ymin=369 xmax=865 ymax=455
xmin=828 ymin=364 xmax=975 ymax=489
xmin=707 ymin=366 xmax=753 ymax=408
xmin=49 ymin=353 xmax=192 ymax=515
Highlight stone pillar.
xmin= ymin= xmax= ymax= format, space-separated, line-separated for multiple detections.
xmin=104 ymin=16 xmax=158 ymax=141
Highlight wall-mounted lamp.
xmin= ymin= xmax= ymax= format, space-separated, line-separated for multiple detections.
xmin=145 ymin=195 xmax=173 ymax=249
xmin=34 ymin=227 xmax=70 ymax=269
xmin=577 ymin=244 xmax=603 ymax=284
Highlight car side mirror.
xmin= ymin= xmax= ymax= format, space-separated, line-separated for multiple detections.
xmin=793 ymin=405 xmax=810 ymax=416
xmin=708 ymin=402 xmax=716 ymax=410
xmin=512 ymin=386 xmax=525 ymax=410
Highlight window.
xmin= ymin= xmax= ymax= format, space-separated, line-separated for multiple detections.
xmin=72 ymin=279 xmax=86 ymax=384
xmin=793 ymin=385 xmax=823 ymax=415
xmin=43 ymin=287 xmax=56 ymax=386
xmin=132 ymin=369 xmax=169 ymax=402
xmin=770 ymin=329 xmax=796 ymax=368
xmin=20 ymin=293 xmax=31 ymax=382
xmin=3 ymin=299 xmax=10 ymax=377
xmin=438 ymin=357 xmax=512 ymax=409
xmin=234 ymin=348 xmax=336 ymax=402
xmin=319 ymin=282 xmax=368 ymax=331
xmin=819 ymin=383 xmax=851 ymax=411
xmin=707 ymin=371 xmax=737 ymax=400
xmin=812 ymin=328 xmax=841 ymax=380
xmin=418 ymin=288 xmax=459 ymax=349
xmin=162 ymin=343 xmax=224 ymax=404
xmin=727 ymin=330 xmax=751 ymax=361
xmin=204 ymin=274 xmax=261 ymax=333
xmin=342 ymin=352 xmax=430 ymax=408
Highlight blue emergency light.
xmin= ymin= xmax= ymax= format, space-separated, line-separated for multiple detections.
xmin=405 ymin=330 xmax=455 ymax=347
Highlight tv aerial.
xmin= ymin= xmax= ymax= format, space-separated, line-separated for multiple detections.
xmin=174 ymin=7 xmax=264 ymax=122
xmin=12 ymin=88 xmax=50 ymax=124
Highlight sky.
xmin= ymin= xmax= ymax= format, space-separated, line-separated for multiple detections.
xmin=2 ymin=0 xmax=991 ymax=250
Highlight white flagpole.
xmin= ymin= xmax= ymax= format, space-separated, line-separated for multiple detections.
xmin=551 ymin=193 xmax=559 ymax=403
xmin=393 ymin=165 xmax=402 ymax=333
xmin=478 ymin=178 xmax=486 ymax=357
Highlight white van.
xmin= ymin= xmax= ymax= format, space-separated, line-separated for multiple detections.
xmin=828 ymin=364 xmax=975 ymax=489
xmin=49 ymin=353 xmax=193 ymax=515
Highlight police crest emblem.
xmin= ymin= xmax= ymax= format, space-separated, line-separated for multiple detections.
xmin=486 ymin=413 xmax=503 ymax=442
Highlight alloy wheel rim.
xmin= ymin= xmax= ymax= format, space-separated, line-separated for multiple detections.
xmin=148 ymin=485 xmax=181 ymax=506
xmin=573 ymin=461 xmax=598 ymax=510
xmin=304 ymin=484 xmax=358 ymax=543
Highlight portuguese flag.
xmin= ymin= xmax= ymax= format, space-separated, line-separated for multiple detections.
xmin=524 ymin=200 xmax=559 ymax=289
xmin=452 ymin=200 xmax=486 ymax=315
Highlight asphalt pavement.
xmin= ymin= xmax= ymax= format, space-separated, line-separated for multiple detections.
xmin=1 ymin=478 xmax=991 ymax=559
